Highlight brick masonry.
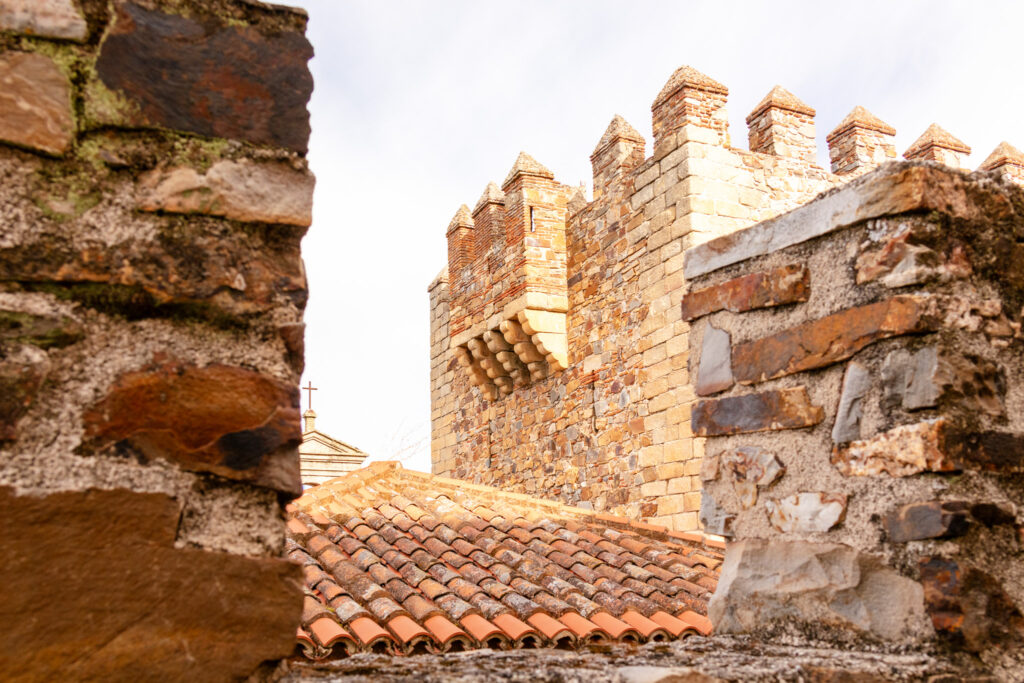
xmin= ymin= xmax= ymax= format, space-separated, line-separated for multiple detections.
xmin=0 ymin=1 xmax=313 ymax=677
xmin=429 ymin=64 xmax=1023 ymax=536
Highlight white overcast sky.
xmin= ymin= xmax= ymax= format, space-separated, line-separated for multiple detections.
xmin=288 ymin=1 xmax=1024 ymax=474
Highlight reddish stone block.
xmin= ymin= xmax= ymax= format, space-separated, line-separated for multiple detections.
xmin=919 ymin=557 xmax=1024 ymax=652
xmin=732 ymin=296 xmax=933 ymax=384
xmin=692 ymin=386 xmax=823 ymax=437
xmin=884 ymin=501 xmax=970 ymax=542
xmin=681 ymin=264 xmax=809 ymax=321
xmin=0 ymin=487 xmax=302 ymax=679
xmin=82 ymin=358 xmax=301 ymax=493
xmin=95 ymin=2 xmax=313 ymax=152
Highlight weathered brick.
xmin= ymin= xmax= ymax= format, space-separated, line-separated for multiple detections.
xmin=732 ymin=296 xmax=932 ymax=384
xmin=683 ymin=265 xmax=804 ymax=324
xmin=692 ymin=386 xmax=823 ymax=437
xmin=95 ymin=2 xmax=313 ymax=152
xmin=82 ymin=358 xmax=302 ymax=493
xmin=884 ymin=501 xmax=970 ymax=542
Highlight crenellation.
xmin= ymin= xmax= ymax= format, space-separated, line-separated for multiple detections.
xmin=745 ymin=86 xmax=817 ymax=164
xmin=978 ymin=140 xmax=1024 ymax=185
xmin=903 ymin=123 xmax=971 ymax=168
xmin=826 ymin=105 xmax=897 ymax=175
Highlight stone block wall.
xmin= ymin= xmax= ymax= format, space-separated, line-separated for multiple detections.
xmin=684 ymin=162 xmax=1024 ymax=664
xmin=0 ymin=0 xmax=313 ymax=678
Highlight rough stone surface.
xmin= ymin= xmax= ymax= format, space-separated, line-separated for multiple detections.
xmin=0 ymin=486 xmax=302 ymax=682
xmin=279 ymin=634 xmax=981 ymax=682
xmin=710 ymin=539 xmax=931 ymax=644
xmin=832 ymin=361 xmax=871 ymax=443
xmin=81 ymin=357 xmax=302 ymax=493
xmin=920 ymin=557 xmax=1024 ymax=653
xmin=0 ymin=0 xmax=87 ymax=41
xmin=695 ymin=324 xmax=733 ymax=396
xmin=831 ymin=419 xmax=958 ymax=477
xmin=881 ymin=347 xmax=1005 ymax=415
xmin=681 ymin=264 xmax=809 ymax=321
xmin=718 ymin=446 xmax=784 ymax=509
xmin=765 ymin=492 xmax=847 ymax=533
xmin=95 ymin=2 xmax=314 ymax=152
xmin=693 ymin=386 xmax=823 ymax=437
xmin=139 ymin=160 xmax=315 ymax=227
xmin=732 ymin=296 xmax=932 ymax=385
xmin=0 ymin=345 xmax=48 ymax=441
xmin=0 ymin=51 xmax=74 ymax=156
xmin=884 ymin=501 xmax=970 ymax=543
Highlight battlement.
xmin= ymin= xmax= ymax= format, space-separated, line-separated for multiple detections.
xmin=431 ymin=62 xmax=1023 ymax=527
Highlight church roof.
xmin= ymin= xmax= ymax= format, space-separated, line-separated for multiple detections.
xmin=286 ymin=462 xmax=721 ymax=659
xmin=301 ymin=429 xmax=366 ymax=457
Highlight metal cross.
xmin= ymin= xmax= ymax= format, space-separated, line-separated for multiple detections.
xmin=303 ymin=380 xmax=318 ymax=409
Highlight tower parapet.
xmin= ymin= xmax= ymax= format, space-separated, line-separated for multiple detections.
xmin=651 ymin=65 xmax=729 ymax=154
xmin=979 ymin=141 xmax=1024 ymax=184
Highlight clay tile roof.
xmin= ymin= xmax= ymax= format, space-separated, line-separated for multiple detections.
xmin=826 ymin=105 xmax=896 ymax=142
xmin=286 ymin=462 xmax=723 ymax=659
xmin=445 ymin=205 xmax=473 ymax=234
xmin=979 ymin=141 xmax=1024 ymax=171
xmin=653 ymin=65 xmax=728 ymax=108
xmin=591 ymin=114 xmax=644 ymax=157
xmin=501 ymin=151 xmax=554 ymax=189
xmin=745 ymin=85 xmax=815 ymax=123
xmin=472 ymin=182 xmax=505 ymax=214
xmin=903 ymin=123 xmax=971 ymax=157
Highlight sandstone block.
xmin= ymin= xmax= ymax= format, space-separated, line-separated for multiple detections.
xmin=0 ymin=51 xmax=74 ymax=156
xmin=710 ymin=539 xmax=930 ymax=643
xmin=82 ymin=358 xmax=302 ymax=493
xmin=0 ymin=487 xmax=302 ymax=680
xmin=139 ymin=160 xmax=314 ymax=227
xmin=0 ymin=0 xmax=87 ymax=40
xmin=832 ymin=361 xmax=871 ymax=443
xmin=884 ymin=501 xmax=970 ymax=543
xmin=692 ymin=386 xmax=823 ymax=437
xmin=733 ymin=296 xmax=932 ymax=385
xmin=95 ymin=2 xmax=313 ymax=152
xmin=719 ymin=446 xmax=784 ymax=509
xmin=695 ymin=324 xmax=733 ymax=396
xmin=681 ymin=264 xmax=809 ymax=321
xmin=765 ymin=492 xmax=847 ymax=533
xmin=831 ymin=419 xmax=958 ymax=477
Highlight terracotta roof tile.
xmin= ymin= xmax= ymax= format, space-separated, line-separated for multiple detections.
xmin=287 ymin=462 xmax=722 ymax=658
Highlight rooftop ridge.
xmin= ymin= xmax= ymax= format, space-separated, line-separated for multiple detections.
xmin=904 ymin=123 xmax=970 ymax=156
xmin=826 ymin=105 xmax=896 ymax=141
xmin=296 ymin=462 xmax=725 ymax=550
xmin=472 ymin=181 xmax=505 ymax=214
xmin=652 ymin=64 xmax=728 ymax=108
xmin=746 ymin=85 xmax=815 ymax=123
xmin=979 ymin=140 xmax=1024 ymax=170
xmin=501 ymin=151 xmax=554 ymax=189
xmin=591 ymin=114 xmax=644 ymax=157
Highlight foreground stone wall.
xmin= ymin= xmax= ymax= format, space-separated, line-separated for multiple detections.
xmin=0 ymin=0 xmax=313 ymax=678
xmin=428 ymin=64 xmax=1023 ymax=532
xmin=684 ymin=163 xmax=1023 ymax=670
